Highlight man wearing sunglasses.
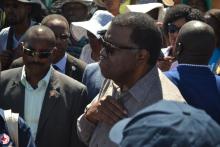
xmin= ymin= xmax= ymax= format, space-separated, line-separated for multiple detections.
xmin=158 ymin=4 xmax=204 ymax=71
xmin=77 ymin=12 xmax=185 ymax=147
xmin=0 ymin=0 xmax=42 ymax=70
xmin=11 ymin=14 xmax=87 ymax=82
xmin=0 ymin=25 xmax=89 ymax=147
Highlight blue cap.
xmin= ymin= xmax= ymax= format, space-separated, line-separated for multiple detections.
xmin=109 ymin=100 xmax=220 ymax=147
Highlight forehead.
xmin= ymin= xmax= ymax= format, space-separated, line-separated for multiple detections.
xmin=46 ymin=19 xmax=69 ymax=33
xmin=25 ymin=37 xmax=54 ymax=51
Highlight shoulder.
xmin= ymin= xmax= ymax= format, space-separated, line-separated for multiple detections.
xmin=10 ymin=57 xmax=24 ymax=69
xmin=54 ymin=70 xmax=86 ymax=90
xmin=1 ymin=67 xmax=22 ymax=79
xmin=85 ymin=62 xmax=100 ymax=72
xmin=164 ymin=68 xmax=178 ymax=79
xmin=67 ymin=53 xmax=86 ymax=69
xmin=0 ymin=27 xmax=10 ymax=36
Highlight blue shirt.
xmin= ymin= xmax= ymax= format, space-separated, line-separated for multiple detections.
xmin=165 ymin=64 xmax=220 ymax=124
xmin=209 ymin=48 xmax=220 ymax=73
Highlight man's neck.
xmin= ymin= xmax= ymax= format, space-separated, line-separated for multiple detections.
xmin=25 ymin=69 xmax=49 ymax=88
xmin=115 ymin=66 xmax=150 ymax=92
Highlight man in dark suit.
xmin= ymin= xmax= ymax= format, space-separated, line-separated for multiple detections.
xmin=10 ymin=14 xmax=86 ymax=82
xmin=0 ymin=25 xmax=88 ymax=147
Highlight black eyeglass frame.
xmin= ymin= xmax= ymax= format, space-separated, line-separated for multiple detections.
xmin=99 ymin=36 xmax=140 ymax=55
xmin=23 ymin=47 xmax=53 ymax=59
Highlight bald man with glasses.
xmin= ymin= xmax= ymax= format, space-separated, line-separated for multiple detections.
xmin=0 ymin=25 xmax=89 ymax=147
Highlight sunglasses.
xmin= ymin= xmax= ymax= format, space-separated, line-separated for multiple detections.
xmin=167 ymin=23 xmax=181 ymax=33
xmin=100 ymin=36 xmax=139 ymax=56
xmin=23 ymin=47 xmax=52 ymax=59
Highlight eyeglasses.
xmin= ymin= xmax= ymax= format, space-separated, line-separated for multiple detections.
xmin=167 ymin=23 xmax=181 ymax=33
xmin=100 ymin=36 xmax=139 ymax=56
xmin=23 ymin=47 xmax=52 ymax=58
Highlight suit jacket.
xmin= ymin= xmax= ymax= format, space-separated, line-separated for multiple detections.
xmin=0 ymin=67 xmax=89 ymax=147
xmin=82 ymin=63 xmax=104 ymax=101
xmin=165 ymin=65 xmax=220 ymax=124
xmin=10 ymin=53 xmax=87 ymax=82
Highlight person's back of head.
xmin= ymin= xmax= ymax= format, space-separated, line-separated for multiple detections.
xmin=175 ymin=20 xmax=215 ymax=65
xmin=111 ymin=12 xmax=162 ymax=66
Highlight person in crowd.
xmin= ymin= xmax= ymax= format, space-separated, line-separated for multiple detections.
xmin=71 ymin=10 xmax=113 ymax=64
xmin=0 ymin=25 xmax=89 ymax=147
xmin=158 ymin=4 xmax=204 ymax=71
xmin=0 ymin=0 xmax=41 ymax=70
xmin=205 ymin=9 xmax=220 ymax=75
xmin=61 ymin=0 xmax=91 ymax=23
xmin=182 ymin=0 xmax=211 ymax=13
xmin=11 ymin=14 xmax=86 ymax=82
xmin=165 ymin=21 xmax=220 ymax=124
xmin=0 ymin=109 xmax=36 ymax=147
xmin=77 ymin=12 xmax=185 ymax=147
xmin=109 ymin=100 xmax=220 ymax=147
xmin=61 ymin=0 xmax=92 ymax=58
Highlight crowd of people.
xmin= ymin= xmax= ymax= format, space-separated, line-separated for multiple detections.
xmin=0 ymin=0 xmax=220 ymax=147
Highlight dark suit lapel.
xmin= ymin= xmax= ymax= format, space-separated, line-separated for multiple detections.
xmin=36 ymin=70 xmax=61 ymax=140
xmin=65 ymin=54 xmax=74 ymax=76
xmin=7 ymin=68 xmax=25 ymax=117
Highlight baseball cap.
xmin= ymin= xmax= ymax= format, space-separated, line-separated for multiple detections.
xmin=110 ymin=100 xmax=220 ymax=147
xmin=70 ymin=10 xmax=113 ymax=41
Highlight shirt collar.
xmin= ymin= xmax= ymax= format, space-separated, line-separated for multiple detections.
xmin=21 ymin=65 xmax=52 ymax=89
xmin=53 ymin=53 xmax=67 ymax=73
xmin=111 ymin=66 xmax=158 ymax=103
xmin=129 ymin=66 xmax=158 ymax=102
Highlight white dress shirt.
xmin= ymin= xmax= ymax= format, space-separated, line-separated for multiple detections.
xmin=21 ymin=66 xmax=52 ymax=139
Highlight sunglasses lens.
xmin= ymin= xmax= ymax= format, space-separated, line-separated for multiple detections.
xmin=23 ymin=47 xmax=51 ymax=58
xmin=23 ymin=48 xmax=33 ymax=56
xmin=38 ymin=52 xmax=52 ymax=58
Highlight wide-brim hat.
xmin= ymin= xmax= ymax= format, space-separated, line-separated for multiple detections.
xmin=1 ymin=0 xmax=42 ymax=16
xmin=162 ymin=0 xmax=174 ymax=6
xmin=125 ymin=3 xmax=165 ymax=22
xmin=70 ymin=10 xmax=113 ymax=41
xmin=61 ymin=0 xmax=93 ymax=8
